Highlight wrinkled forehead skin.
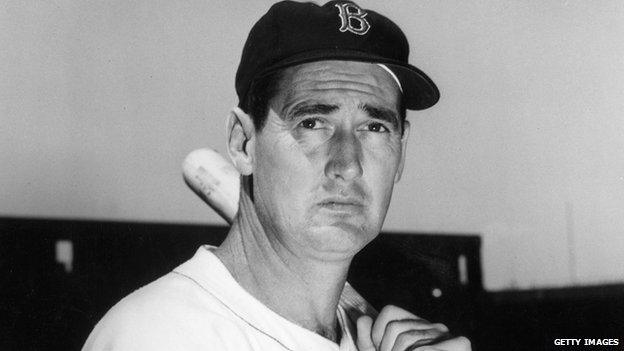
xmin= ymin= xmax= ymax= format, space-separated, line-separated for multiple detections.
xmin=270 ymin=60 xmax=402 ymax=119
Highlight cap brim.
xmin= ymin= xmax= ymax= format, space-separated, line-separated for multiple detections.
xmin=257 ymin=49 xmax=440 ymax=110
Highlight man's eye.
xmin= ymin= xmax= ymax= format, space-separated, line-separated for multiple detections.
xmin=299 ymin=118 xmax=321 ymax=129
xmin=367 ymin=122 xmax=389 ymax=133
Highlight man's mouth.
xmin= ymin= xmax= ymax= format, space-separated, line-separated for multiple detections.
xmin=318 ymin=197 xmax=365 ymax=213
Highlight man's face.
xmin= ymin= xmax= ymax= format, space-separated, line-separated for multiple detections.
xmin=251 ymin=60 xmax=408 ymax=261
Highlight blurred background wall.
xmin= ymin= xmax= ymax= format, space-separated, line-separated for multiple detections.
xmin=2 ymin=0 xmax=623 ymax=291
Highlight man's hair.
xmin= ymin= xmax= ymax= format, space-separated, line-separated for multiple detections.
xmin=240 ymin=71 xmax=285 ymax=131
xmin=240 ymin=69 xmax=407 ymax=132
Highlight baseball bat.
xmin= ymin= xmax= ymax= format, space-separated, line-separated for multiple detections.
xmin=182 ymin=148 xmax=240 ymax=224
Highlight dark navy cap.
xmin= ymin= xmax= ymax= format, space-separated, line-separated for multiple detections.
xmin=235 ymin=0 xmax=440 ymax=110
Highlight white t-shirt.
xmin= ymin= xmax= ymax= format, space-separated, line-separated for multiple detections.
xmin=82 ymin=246 xmax=376 ymax=351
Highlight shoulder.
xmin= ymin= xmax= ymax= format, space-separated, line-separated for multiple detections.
xmin=82 ymin=272 xmax=252 ymax=351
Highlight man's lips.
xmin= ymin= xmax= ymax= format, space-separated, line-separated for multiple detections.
xmin=317 ymin=197 xmax=365 ymax=212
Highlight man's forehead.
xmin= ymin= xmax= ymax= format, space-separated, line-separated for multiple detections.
xmin=276 ymin=60 xmax=402 ymax=109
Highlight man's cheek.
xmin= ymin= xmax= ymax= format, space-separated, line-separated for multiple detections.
xmin=274 ymin=171 xmax=311 ymax=211
xmin=369 ymin=166 xmax=398 ymax=212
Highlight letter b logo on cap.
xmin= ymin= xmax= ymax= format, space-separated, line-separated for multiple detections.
xmin=335 ymin=3 xmax=370 ymax=35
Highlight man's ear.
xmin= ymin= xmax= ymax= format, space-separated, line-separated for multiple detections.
xmin=394 ymin=119 xmax=410 ymax=183
xmin=226 ymin=107 xmax=256 ymax=176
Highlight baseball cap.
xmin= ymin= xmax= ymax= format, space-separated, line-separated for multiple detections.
xmin=235 ymin=0 xmax=440 ymax=111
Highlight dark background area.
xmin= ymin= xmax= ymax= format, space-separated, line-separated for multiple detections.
xmin=1 ymin=217 xmax=623 ymax=350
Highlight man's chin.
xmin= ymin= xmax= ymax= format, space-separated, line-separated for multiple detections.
xmin=305 ymin=221 xmax=378 ymax=258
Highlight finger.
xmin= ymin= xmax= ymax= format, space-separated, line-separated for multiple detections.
xmin=356 ymin=315 xmax=375 ymax=351
xmin=372 ymin=305 xmax=421 ymax=347
xmin=379 ymin=320 xmax=448 ymax=351
xmin=389 ymin=328 xmax=450 ymax=351
xmin=413 ymin=336 xmax=471 ymax=351
xmin=380 ymin=321 xmax=442 ymax=351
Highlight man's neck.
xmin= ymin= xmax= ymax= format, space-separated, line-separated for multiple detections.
xmin=214 ymin=187 xmax=351 ymax=342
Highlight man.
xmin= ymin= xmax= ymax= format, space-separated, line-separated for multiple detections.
xmin=83 ymin=1 xmax=471 ymax=350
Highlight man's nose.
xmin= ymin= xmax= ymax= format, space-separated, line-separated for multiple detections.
xmin=324 ymin=129 xmax=363 ymax=181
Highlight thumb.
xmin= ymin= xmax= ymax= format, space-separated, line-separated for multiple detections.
xmin=356 ymin=315 xmax=375 ymax=351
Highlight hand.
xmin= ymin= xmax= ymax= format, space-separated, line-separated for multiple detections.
xmin=356 ymin=305 xmax=471 ymax=351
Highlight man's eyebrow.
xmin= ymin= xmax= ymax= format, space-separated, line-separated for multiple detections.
xmin=286 ymin=102 xmax=339 ymax=120
xmin=360 ymin=104 xmax=400 ymax=128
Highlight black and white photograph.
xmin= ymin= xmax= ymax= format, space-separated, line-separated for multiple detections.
xmin=2 ymin=1 xmax=623 ymax=350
